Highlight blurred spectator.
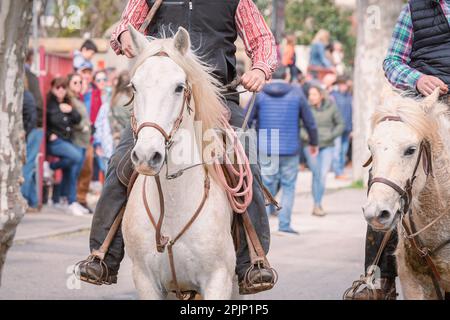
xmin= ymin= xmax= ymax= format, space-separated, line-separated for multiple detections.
xmin=21 ymin=76 xmax=43 ymax=212
xmin=282 ymin=34 xmax=298 ymax=82
xmin=322 ymin=73 xmax=338 ymax=93
xmin=46 ymin=77 xmax=84 ymax=216
xmin=25 ymin=50 xmax=44 ymax=127
xmin=109 ymin=71 xmax=132 ymax=148
xmin=248 ymin=67 xmax=319 ymax=235
xmin=94 ymin=70 xmax=114 ymax=172
xmin=106 ymin=67 xmax=118 ymax=88
xmin=331 ymin=76 xmax=353 ymax=180
xmin=77 ymin=62 xmax=102 ymax=208
xmin=331 ymin=41 xmax=346 ymax=76
xmin=73 ymin=39 xmax=98 ymax=72
xmin=309 ymin=29 xmax=333 ymax=69
xmin=68 ymin=73 xmax=93 ymax=214
xmin=301 ymin=84 xmax=344 ymax=217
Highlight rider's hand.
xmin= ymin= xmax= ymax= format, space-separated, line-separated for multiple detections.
xmin=49 ymin=134 xmax=58 ymax=142
xmin=416 ymin=75 xmax=448 ymax=96
xmin=59 ymin=103 xmax=73 ymax=113
xmin=241 ymin=69 xmax=266 ymax=93
xmin=309 ymin=145 xmax=319 ymax=157
xmin=119 ymin=31 xmax=136 ymax=58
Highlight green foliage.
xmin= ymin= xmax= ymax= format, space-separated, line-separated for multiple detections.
xmin=256 ymin=0 xmax=356 ymax=64
xmin=349 ymin=180 xmax=365 ymax=190
xmin=287 ymin=0 xmax=355 ymax=64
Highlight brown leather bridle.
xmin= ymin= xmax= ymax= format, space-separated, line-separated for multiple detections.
xmin=364 ymin=115 xmax=450 ymax=300
xmin=364 ymin=116 xmax=433 ymax=216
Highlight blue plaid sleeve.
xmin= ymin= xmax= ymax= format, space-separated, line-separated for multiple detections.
xmin=383 ymin=4 xmax=423 ymax=91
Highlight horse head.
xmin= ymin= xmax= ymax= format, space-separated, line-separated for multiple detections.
xmin=363 ymin=88 xmax=442 ymax=231
xmin=127 ymin=25 xmax=193 ymax=176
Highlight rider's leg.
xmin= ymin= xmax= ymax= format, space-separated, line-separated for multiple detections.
xmin=77 ymin=124 xmax=134 ymax=284
xmin=365 ymin=224 xmax=398 ymax=279
xmin=225 ymin=100 xmax=272 ymax=283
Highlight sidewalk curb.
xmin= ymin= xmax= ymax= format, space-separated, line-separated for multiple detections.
xmin=14 ymin=224 xmax=91 ymax=244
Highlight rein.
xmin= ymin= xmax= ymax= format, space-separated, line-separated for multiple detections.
xmin=364 ymin=116 xmax=448 ymax=300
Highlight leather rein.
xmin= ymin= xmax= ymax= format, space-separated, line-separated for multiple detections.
xmin=365 ymin=116 xmax=449 ymax=300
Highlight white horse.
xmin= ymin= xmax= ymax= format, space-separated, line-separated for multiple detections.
xmin=122 ymin=26 xmax=238 ymax=300
xmin=363 ymin=88 xmax=450 ymax=299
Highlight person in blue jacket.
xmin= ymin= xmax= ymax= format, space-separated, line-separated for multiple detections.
xmin=248 ymin=67 xmax=319 ymax=235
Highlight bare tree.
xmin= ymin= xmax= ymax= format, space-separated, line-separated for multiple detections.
xmin=0 ymin=0 xmax=33 ymax=285
xmin=352 ymin=0 xmax=404 ymax=182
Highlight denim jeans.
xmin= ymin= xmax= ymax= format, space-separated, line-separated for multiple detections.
xmin=21 ymin=128 xmax=44 ymax=208
xmin=333 ymin=133 xmax=351 ymax=176
xmin=303 ymin=146 xmax=334 ymax=206
xmin=59 ymin=146 xmax=86 ymax=202
xmin=47 ymin=138 xmax=83 ymax=204
xmin=261 ymin=155 xmax=300 ymax=231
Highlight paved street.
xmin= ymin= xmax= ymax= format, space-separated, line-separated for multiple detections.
xmin=0 ymin=171 xmax=369 ymax=300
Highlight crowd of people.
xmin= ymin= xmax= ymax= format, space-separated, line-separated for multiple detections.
xmin=21 ymin=40 xmax=132 ymax=216
xmin=21 ymin=29 xmax=353 ymax=227
xmin=248 ymin=29 xmax=353 ymax=235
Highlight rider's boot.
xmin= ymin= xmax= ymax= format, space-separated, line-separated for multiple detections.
xmin=227 ymin=100 xmax=276 ymax=294
xmin=344 ymin=225 xmax=399 ymax=300
xmin=75 ymin=125 xmax=135 ymax=285
xmin=345 ymin=278 xmax=398 ymax=300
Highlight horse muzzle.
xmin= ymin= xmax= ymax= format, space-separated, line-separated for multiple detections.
xmin=362 ymin=202 xmax=399 ymax=231
xmin=131 ymin=146 xmax=165 ymax=176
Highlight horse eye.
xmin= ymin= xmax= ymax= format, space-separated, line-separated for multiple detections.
xmin=175 ymin=85 xmax=184 ymax=94
xmin=404 ymin=147 xmax=417 ymax=156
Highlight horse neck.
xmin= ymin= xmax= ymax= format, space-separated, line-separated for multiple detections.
xmin=413 ymin=122 xmax=450 ymax=236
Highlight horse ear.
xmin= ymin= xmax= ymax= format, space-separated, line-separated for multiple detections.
xmin=174 ymin=27 xmax=191 ymax=56
xmin=128 ymin=24 xmax=150 ymax=55
xmin=422 ymin=88 xmax=440 ymax=113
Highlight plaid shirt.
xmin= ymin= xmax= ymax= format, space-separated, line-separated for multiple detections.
xmin=111 ymin=0 xmax=277 ymax=80
xmin=383 ymin=0 xmax=450 ymax=91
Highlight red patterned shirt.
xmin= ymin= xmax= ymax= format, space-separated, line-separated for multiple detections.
xmin=110 ymin=0 xmax=278 ymax=79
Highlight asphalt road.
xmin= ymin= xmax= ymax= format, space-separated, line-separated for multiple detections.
xmin=0 ymin=188 xmax=367 ymax=300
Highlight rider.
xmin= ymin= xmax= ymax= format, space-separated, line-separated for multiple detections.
xmin=76 ymin=0 xmax=278 ymax=294
xmin=346 ymin=0 xmax=450 ymax=300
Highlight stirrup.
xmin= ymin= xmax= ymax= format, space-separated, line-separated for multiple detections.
xmin=343 ymin=275 xmax=372 ymax=300
xmin=75 ymin=255 xmax=116 ymax=286
xmin=239 ymin=259 xmax=278 ymax=295
xmin=343 ymin=275 xmax=397 ymax=300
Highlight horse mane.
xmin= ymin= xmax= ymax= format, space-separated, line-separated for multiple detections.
xmin=371 ymin=89 xmax=450 ymax=148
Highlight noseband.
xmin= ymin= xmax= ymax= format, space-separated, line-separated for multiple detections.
xmin=364 ymin=116 xmax=433 ymax=215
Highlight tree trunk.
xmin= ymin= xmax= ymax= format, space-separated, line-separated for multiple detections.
xmin=0 ymin=0 xmax=33 ymax=286
xmin=352 ymin=0 xmax=404 ymax=182
xmin=271 ymin=0 xmax=286 ymax=43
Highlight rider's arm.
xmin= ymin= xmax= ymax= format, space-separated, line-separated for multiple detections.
xmin=383 ymin=4 xmax=423 ymax=91
xmin=236 ymin=0 xmax=278 ymax=80
xmin=110 ymin=0 xmax=150 ymax=55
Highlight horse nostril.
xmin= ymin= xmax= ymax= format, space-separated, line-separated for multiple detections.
xmin=149 ymin=152 xmax=163 ymax=167
xmin=379 ymin=210 xmax=391 ymax=221
xmin=131 ymin=150 xmax=139 ymax=164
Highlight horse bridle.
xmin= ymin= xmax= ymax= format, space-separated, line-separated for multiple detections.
xmin=126 ymin=51 xmax=194 ymax=179
xmin=364 ymin=116 xmax=433 ymax=216
xmin=364 ymin=115 xmax=450 ymax=300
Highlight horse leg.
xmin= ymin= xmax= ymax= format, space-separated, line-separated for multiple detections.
xmin=132 ymin=264 xmax=166 ymax=300
xmin=201 ymin=269 xmax=234 ymax=300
